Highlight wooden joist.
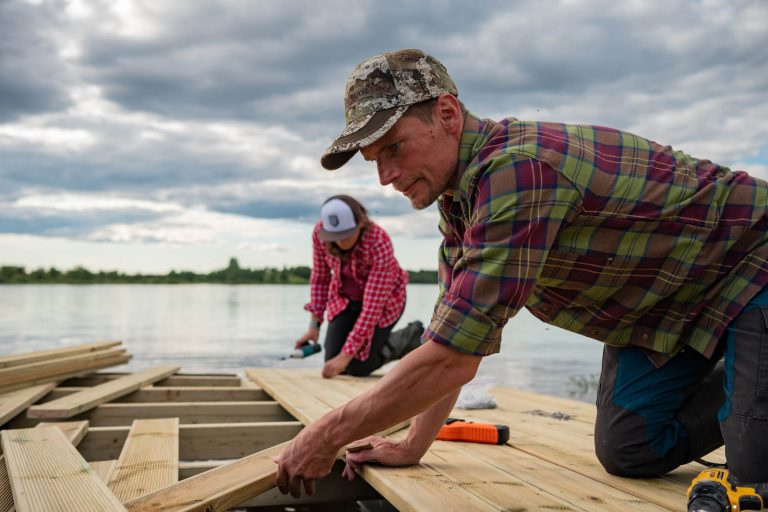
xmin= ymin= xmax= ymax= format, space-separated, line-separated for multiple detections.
xmin=0 ymin=349 xmax=131 ymax=395
xmin=0 ymin=341 xmax=122 ymax=370
xmin=124 ymin=443 xmax=284 ymax=512
xmin=2 ymin=426 xmax=125 ymax=511
xmin=12 ymin=401 xmax=291 ymax=429
xmin=64 ymin=373 xmax=241 ymax=388
xmin=27 ymin=366 xmax=180 ymax=419
xmin=107 ymin=418 xmax=179 ymax=502
xmin=42 ymin=386 xmax=269 ymax=403
xmin=0 ymin=384 xmax=56 ymax=426
xmin=79 ymin=421 xmax=302 ymax=461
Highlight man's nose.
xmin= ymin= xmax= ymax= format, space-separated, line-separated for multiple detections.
xmin=377 ymin=160 xmax=398 ymax=186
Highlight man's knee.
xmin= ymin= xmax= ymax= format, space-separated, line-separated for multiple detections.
xmin=595 ymin=430 xmax=644 ymax=477
xmin=594 ymin=425 xmax=688 ymax=477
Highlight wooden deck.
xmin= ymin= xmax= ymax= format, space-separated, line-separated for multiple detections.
xmin=247 ymin=368 xmax=723 ymax=512
xmin=0 ymin=341 xmax=722 ymax=511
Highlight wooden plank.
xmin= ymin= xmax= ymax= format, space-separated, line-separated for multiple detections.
xmin=11 ymin=401 xmax=291 ymax=428
xmin=62 ymin=373 xmax=240 ymax=387
xmin=27 ymin=366 xmax=180 ymax=418
xmin=0 ymin=384 xmax=56 ymax=426
xmin=1 ymin=426 xmax=126 ymax=511
xmin=0 ymin=341 xmax=122 ymax=370
xmin=124 ymin=443 xmax=285 ymax=512
xmin=0 ymin=456 xmax=10 ymax=512
xmin=34 ymin=420 xmax=90 ymax=446
xmin=0 ymin=348 xmax=128 ymax=387
xmin=41 ymin=386 xmax=270 ymax=403
xmin=1 ymin=421 xmax=90 ymax=512
xmin=79 ymin=422 xmax=302 ymax=461
xmin=108 ymin=418 xmax=179 ymax=502
xmin=0 ymin=354 xmax=132 ymax=395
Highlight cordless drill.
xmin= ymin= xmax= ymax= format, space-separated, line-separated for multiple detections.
xmin=687 ymin=467 xmax=768 ymax=511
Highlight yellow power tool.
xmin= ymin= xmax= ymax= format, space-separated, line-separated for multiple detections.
xmin=687 ymin=467 xmax=768 ymax=511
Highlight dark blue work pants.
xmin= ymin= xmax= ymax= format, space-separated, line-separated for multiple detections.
xmin=594 ymin=287 xmax=768 ymax=482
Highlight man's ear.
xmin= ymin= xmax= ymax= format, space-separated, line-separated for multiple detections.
xmin=435 ymin=93 xmax=463 ymax=135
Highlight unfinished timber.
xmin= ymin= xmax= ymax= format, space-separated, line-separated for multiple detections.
xmin=1 ymin=342 xmax=723 ymax=511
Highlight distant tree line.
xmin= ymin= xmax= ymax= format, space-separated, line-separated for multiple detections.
xmin=0 ymin=258 xmax=438 ymax=285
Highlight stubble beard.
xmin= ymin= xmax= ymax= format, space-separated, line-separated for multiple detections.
xmin=409 ymin=167 xmax=453 ymax=210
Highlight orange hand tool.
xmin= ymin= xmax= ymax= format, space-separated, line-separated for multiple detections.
xmin=436 ymin=417 xmax=510 ymax=445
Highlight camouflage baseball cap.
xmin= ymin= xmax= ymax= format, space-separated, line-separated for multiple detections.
xmin=320 ymin=49 xmax=458 ymax=170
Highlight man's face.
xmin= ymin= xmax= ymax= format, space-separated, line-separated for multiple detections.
xmin=360 ymin=102 xmax=460 ymax=210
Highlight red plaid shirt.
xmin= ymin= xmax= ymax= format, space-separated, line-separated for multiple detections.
xmin=304 ymin=221 xmax=408 ymax=360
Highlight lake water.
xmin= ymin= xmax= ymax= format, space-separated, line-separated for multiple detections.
xmin=0 ymin=284 xmax=603 ymax=402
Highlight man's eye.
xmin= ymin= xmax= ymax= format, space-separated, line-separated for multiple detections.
xmin=387 ymin=142 xmax=401 ymax=155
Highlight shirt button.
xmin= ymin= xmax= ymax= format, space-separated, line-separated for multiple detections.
xmin=590 ymin=328 xmax=598 ymax=335
xmin=641 ymin=333 xmax=649 ymax=340
xmin=541 ymin=306 xmax=549 ymax=312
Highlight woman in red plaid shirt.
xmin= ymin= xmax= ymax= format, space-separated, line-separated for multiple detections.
xmin=295 ymin=195 xmax=424 ymax=378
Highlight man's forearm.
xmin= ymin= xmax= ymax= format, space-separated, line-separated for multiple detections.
xmin=312 ymin=341 xmax=481 ymax=451
xmin=404 ymin=388 xmax=461 ymax=456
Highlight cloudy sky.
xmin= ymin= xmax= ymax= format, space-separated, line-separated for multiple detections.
xmin=1 ymin=0 xmax=767 ymax=273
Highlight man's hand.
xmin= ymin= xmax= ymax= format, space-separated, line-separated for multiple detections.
xmin=341 ymin=436 xmax=425 ymax=481
xmin=274 ymin=425 xmax=340 ymax=498
xmin=295 ymin=327 xmax=319 ymax=349
xmin=322 ymin=352 xmax=353 ymax=378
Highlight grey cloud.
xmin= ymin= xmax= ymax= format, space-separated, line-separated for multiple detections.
xmin=0 ymin=1 xmax=71 ymax=121
xmin=0 ymin=207 xmax=163 ymax=238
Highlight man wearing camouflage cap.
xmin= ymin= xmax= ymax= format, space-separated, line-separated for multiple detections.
xmin=276 ymin=48 xmax=768 ymax=497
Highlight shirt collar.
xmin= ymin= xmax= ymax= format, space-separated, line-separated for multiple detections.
xmin=443 ymin=111 xmax=496 ymax=207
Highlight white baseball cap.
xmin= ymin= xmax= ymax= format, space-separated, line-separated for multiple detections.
xmin=318 ymin=198 xmax=358 ymax=241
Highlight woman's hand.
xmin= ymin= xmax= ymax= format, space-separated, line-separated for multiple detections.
xmin=294 ymin=327 xmax=319 ymax=349
xmin=322 ymin=352 xmax=353 ymax=378
xmin=341 ymin=436 xmax=424 ymax=481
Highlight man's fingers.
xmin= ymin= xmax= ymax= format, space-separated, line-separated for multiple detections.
xmin=347 ymin=450 xmax=375 ymax=464
xmin=304 ymin=477 xmax=316 ymax=496
xmin=289 ymin=476 xmax=302 ymax=498
xmin=342 ymin=461 xmax=356 ymax=481
xmin=275 ymin=463 xmax=289 ymax=495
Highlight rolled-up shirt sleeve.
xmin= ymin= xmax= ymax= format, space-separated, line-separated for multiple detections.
xmin=425 ymin=157 xmax=582 ymax=355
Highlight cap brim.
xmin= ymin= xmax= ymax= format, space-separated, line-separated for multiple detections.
xmin=321 ymin=106 xmax=408 ymax=170
xmin=317 ymin=226 xmax=358 ymax=242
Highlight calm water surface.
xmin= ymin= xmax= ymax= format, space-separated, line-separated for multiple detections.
xmin=0 ymin=284 xmax=603 ymax=402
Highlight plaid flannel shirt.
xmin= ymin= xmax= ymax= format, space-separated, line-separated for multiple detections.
xmin=425 ymin=112 xmax=768 ymax=366
xmin=305 ymin=221 xmax=408 ymax=360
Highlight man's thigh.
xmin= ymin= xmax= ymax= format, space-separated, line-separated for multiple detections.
xmin=720 ymin=304 xmax=768 ymax=482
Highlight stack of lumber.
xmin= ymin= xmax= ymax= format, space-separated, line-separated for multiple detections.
xmin=0 ymin=341 xmax=130 ymax=395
